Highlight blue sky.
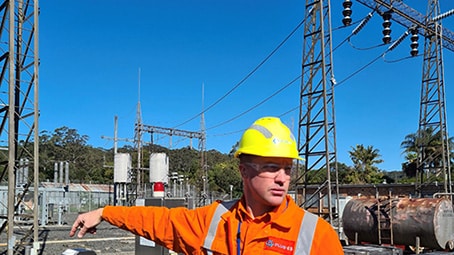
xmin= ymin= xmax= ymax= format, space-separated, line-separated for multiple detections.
xmin=39 ymin=1 xmax=454 ymax=171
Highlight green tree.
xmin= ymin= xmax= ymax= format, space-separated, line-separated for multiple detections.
xmin=401 ymin=127 xmax=454 ymax=178
xmin=39 ymin=127 xmax=105 ymax=183
xmin=348 ymin=144 xmax=384 ymax=184
xmin=336 ymin=162 xmax=357 ymax=184
xmin=34 ymin=126 xmax=243 ymax=198
xmin=209 ymin=158 xmax=242 ymax=199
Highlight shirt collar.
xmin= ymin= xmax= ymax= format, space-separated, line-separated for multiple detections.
xmin=234 ymin=195 xmax=294 ymax=229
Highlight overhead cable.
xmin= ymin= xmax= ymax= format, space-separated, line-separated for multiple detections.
xmin=209 ymin=12 xmax=383 ymax=136
xmin=207 ymin=75 xmax=302 ymax=131
xmin=334 ymin=11 xmax=376 ymax=52
xmin=172 ymin=17 xmax=307 ymax=129
xmin=336 ymin=30 xmax=411 ymax=87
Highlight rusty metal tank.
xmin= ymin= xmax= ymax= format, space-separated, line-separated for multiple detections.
xmin=342 ymin=197 xmax=454 ymax=250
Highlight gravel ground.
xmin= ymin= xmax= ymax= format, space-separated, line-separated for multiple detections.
xmin=1 ymin=213 xmax=136 ymax=255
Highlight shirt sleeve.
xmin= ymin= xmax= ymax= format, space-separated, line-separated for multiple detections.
xmin=311 ymin=218 xmax=345 ymax=255
xmin=102 ymin=204 xmax=215 ymax=254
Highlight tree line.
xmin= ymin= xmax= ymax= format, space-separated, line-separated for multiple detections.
xmin=35 ymin=126 xmax=453 ymax=196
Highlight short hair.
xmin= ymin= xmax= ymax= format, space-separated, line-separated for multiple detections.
xmin=238 ymin=154 xmax=255 ymax=163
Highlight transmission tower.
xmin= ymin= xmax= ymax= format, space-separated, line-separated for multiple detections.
xmin=0 ymin=1 xmax=40 ymax=255
xmin=349 ymin=0 xmax=454 ymax=196
xmin=418 ymin=0 xmax=452 ymax=196
xmin=297 ymin=0 xmax=340 ymax=224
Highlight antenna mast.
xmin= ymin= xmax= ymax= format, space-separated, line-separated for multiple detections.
xmin=200 ymin=83 xmax=208 ymax=205
xmin=132 ymin=68 xmax=144 ymax=202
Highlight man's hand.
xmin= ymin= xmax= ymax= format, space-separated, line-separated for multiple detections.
xmin=69 ymin=208 xmax=104 ymax=238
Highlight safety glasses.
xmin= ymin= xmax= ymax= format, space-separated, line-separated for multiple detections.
xmin=242 ymin=162 xmax=293 ymax=179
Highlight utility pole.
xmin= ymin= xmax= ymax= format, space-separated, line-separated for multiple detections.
xmin=101 ymin=115 xmax=134 ymax=154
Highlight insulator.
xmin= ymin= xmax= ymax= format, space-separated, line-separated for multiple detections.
xmin=410 ymin=27 xmax=419 ymax=57
xmin=382 ymin=29 xmax=392 ymax=44
xmin=387 ymin=31 xmax=408 ymax=52
xmin=432 ymin=9 xmax=454 ymax=22
xmin=382 ymin=12 xmax=392 ymax=44
xmin=342 ymin=0 xmax=353 ymax=26
xmin=382 ymin=11 xmax=392 ymax=21
xmin=352 ymin=12 xmax=373 ymax=35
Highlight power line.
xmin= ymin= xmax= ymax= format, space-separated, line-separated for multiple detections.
xmin=383 ymin=53 xmax=421 ymax=63
xmin=206 ymin=75 xmax=301 ymax=131
xmin=203 ymin=12 xmax=377 ymax=132
xmin=206 ymin=11 xmax=396 ymax=136
xmin=205 ymin=2 xmax=431 ymax=138
xmin=355 ymin=0 xmax=454 ymax=52
xmin=173 ymin=17 xmax=307 ymax=129
xmin=348 ymin=40 xmax=385 ymax=51
xmin=208 ymin=105 xmax=301 ymax=139
xmin=255 ymin=32 xmax=416 ymax=122
xmin=336 ymin=53 xmax=383 ymax=87
xmin=336 ymin=29 xmax=411 ymax=87
xmin=333 ymin=12 xmax=377 ymax=52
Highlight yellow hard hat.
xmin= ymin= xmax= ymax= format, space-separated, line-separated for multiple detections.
xmin=234 ymin=117 xmax=302 ymax=160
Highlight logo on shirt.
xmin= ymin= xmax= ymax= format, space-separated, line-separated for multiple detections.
xmin=264 ymin=237 xmax=295 ymax=255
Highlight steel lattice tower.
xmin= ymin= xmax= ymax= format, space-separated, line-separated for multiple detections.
xmin=297 ymin=0 xmax=340 ymax=224
xmin=353 ymin=0 xmax=454 ymax=196
xmin=417 ymin=0 xmax=451 ymax=195
xmin=0 ymin=1 xmax=40 ymax=255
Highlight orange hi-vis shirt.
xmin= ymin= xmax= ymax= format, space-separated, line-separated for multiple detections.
xmin=102 ymin=195 xmax=344 ymax=255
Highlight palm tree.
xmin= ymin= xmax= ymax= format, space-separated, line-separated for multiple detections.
xmin=401 ymin=127 xmax=454 ymax=177
xmin=348 ymin=144 xmax=384 ymax=184
xmin=349 ymin=144 xmax=383 ymax=171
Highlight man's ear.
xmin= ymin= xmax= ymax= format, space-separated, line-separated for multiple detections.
xmin=239 ymin=164 xmax=249 ymax=178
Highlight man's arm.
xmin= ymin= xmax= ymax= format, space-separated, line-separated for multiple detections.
xmin=69 ymin=208 xmax=104 ymax=238
xmin=69 ymin=203 xmax=219 ymax=254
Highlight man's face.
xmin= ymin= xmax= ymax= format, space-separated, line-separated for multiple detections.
xmin=241 ymin=156 xmax=293 ymax=208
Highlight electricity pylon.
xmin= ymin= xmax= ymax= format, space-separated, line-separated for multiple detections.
xmin=297 ymin=0 xmax=340 ymax=225
xmin=353 ymin=0 xmax=454 ymax=196
xmin=0 ymin=1 xmax=40 ymax=255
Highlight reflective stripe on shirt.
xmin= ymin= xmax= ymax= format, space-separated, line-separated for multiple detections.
xmin=203 ymin=200 xmax=238 ymax=255
xmin=203 ymin=200 xmax=319 ymax=255
xmin=296 ymin=210 xmax=318 ymax=255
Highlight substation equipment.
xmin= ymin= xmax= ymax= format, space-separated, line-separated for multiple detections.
xmin=113 ymin=150 xmax=193 ymax=255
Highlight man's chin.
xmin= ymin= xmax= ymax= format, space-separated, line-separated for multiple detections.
xmin=267 ymin=196 xmax=285 ymax=206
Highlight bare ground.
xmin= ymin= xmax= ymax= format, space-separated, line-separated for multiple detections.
xmin=1 ymin=213 xmax=136 ymax=255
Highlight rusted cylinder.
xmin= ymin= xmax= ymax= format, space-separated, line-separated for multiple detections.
xmin=342 ymin=197 xmax=454 ymax=250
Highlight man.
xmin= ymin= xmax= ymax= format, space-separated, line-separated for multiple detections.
xmin=70 ymin=116 xmax=344 ymax=254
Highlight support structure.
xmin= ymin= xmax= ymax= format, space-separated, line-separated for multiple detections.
xmin=132 ymin=100 xmax=143 ymax=202
xmin=134 ymin=123 xmax=206 ymax=205
xmin=200 ymin=84 xmax=207 ymax=204
xmin=0 ymin=1 xmax=40 ymax=255
xmin=353 ymin=0 xmax=454 ymax=196
xmin=297 ymin=0 xmax=340 ymax=224
xmin=417 ymin=0 xmax=451 ymax=195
